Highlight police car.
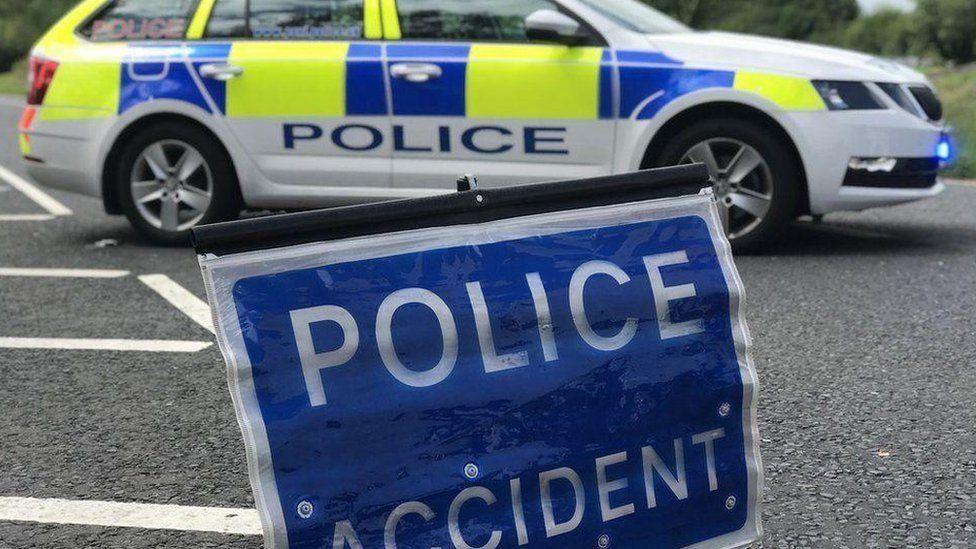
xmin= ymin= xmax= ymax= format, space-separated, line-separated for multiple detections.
xmin=20 ymin=0 xmax=950 ymax=248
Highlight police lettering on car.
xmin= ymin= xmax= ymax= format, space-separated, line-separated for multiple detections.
xmin=194 ymin=167 xmax=763 ymax=549
xmin=284 ymin=123 xmax=570 ymax=156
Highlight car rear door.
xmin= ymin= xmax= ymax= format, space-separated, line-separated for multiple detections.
xmin=382 ymin=0 xmax=616 ymax=190
xmin=199 ymin=0 xmax=392 ymax=193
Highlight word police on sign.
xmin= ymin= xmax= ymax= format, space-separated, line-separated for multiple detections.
xmin=195 ymin=167 xmax=762 ymax=549
xmin=293 ymin=250 xmax=708 ymax=407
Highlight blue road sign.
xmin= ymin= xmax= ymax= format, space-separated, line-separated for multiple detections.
xmin=200 ymin=191 xmax=761 ymax=549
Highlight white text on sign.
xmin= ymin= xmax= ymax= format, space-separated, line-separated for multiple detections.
xmin=291 ymin=252 xmax=705 ymax=408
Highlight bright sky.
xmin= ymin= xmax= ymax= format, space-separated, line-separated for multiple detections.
xmin=857 ymin=0 xmax=915 ymax=12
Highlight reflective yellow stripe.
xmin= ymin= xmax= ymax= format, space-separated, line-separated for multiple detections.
xmin=38 ymin=106 xmax=116 ymax=121
xmin=227 ymin=42 xmax=350 ymax=117
xmin=466 ymin=45 xmax=602 ymax=120
xmin=18 ymin=134 xmax=31 ymax=156
xmin=733 ymin=72 xmax=826 ymax=111
xmin=40 ymin=44 xmax=123 ymax=120
xmin=187 ymin=0 xmax=217 ymax=39
xmin=380 ymin=0 xmax=401 ymax=40
xmin=33 ymin=1 xmax=121 ymax=119
xmin=364 ymin=0 xmax=382 ymax=39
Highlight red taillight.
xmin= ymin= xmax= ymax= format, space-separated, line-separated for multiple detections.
xmin=27 ymin=56 xmax=59 ymax=106
xmin=18 ymin=106 xmax=37 ymax=132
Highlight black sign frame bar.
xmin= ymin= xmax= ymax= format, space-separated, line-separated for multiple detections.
xmin=191 ymin=165 xmax=709 ymax=256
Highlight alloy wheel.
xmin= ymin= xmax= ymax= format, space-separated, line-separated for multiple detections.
xmin=680 ymin=138 xmax=774 ymax=240
xmin=130 ymin=140 xmax=214 ymax=233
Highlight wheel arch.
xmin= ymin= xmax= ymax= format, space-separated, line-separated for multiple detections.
xmin=639 ymin=101 xmax=812 ymax=216
xmin=100 ymin=111 xmax=241 ymax=215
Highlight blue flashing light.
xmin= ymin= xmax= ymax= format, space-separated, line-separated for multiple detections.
xmin=937 ymin=140 xmax=951 ymax=162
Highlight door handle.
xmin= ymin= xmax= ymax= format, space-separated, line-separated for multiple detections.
xmin=199 ymin=63 xmax=244 ymax=81
xmin=390 ymin=62 xmax=443 ymax=83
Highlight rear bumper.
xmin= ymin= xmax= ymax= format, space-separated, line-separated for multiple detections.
xmin=20 ymin=109 xmax=103 ymax=199
xmin=25 ymin=157 xmax=99 ymax=197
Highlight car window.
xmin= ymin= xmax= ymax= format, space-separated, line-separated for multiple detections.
xmin=206 ymin=0 xmax=248 ymax=39
xmin=207 ymin=0 xmax=364 ymax=39
xmin=81 ymin=0 xmax=197 ymax=42
xmin=396 ymin=0 xmax=586 ymax=42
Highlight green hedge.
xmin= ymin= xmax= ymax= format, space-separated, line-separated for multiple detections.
xmin=642 ymin=0 xmax=976 ymax=64
xmin=0 ymin=57 xmax=25 ymax=95
xmin=0 ymin=0 xmax=75 ymax=71
xmin=927 ymin=66 xmax=976 ymax=178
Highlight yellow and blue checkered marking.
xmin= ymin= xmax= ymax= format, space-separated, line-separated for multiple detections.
xmin=32 ymin=0 xmax=825 ymax=123
xmin=120 ymin=43 xmax=231 ymax=115
xmin=346 ymin=43 xmax=388 ymax=115
xmin=119 ymin=42 xmax=389 ymax=117
xmin=51 ymin=42 xmax=825 ymax=123
xmin=387 ymin=44 xmax=469 ymax=116
xmin=615 ymin=49 xmax=825 ymax=117
xmin=384 ymin=43 xmax=612 ymax=120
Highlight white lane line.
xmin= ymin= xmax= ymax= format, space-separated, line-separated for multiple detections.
xmin=0 ymin=214 xmax=56 ymax=222
xmin=0 ymin=164 xmax=72 ymax=216
xmin=0 ymin=268 xmax=130 ymax=279
xmin=0 ymin=497 xmax=261 ymax=536
xmin=139 ymin=274 xmax=216 ymax=334
xmin=0 ymin=338 xmax=211 ymax=353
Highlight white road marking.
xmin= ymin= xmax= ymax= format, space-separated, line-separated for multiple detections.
xmin=0 ymin=164 xmax=72 ymax=216
xmin=0 ymin=213 xmax=56 ymax=221
xmin=0 ymin=497 xmax=261 ymax=536
xmin=0 ymin=338 xmax=211 ymax=353
xmin=139 ymin=274 xmax=216 ymax=334
xmin=0 ymin=268 xmax=130 ymax=279
xmin=946 ymin=179 xmax=976 ymax=188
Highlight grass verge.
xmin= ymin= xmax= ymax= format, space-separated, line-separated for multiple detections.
xmin=0 ymin=58 xmax=25 ymax=96
xmin=925 ymin=65 xmax=975 ymax=179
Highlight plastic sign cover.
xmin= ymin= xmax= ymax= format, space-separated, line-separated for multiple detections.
xmin=199 ymin=193 xmax=761 ymax=549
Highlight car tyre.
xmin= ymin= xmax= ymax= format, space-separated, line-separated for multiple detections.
xmin=117 ymin=122 xmax=241 ymax=246
xmin=654 ymin=118 xmax=800 ymax=252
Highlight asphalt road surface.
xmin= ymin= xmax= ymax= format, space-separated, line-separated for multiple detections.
xmin=1 ymin=95 xmax=974 ymax=548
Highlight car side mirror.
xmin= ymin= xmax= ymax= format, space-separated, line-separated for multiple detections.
xmin=525 ymin=9 xmax=585 ymax=46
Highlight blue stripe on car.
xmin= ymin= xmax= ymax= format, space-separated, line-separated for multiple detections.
xmin=346 ymin=43 xmax=388 ymax=116
xmin=387 ymin=43 xmax=470 ymax=116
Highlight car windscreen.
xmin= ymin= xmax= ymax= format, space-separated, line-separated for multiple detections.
xmin=574 ymin=0 xmax=690 ymax=34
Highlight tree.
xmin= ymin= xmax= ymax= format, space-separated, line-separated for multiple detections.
xmin=642 ymin=0 xmax=861 ymax=41
xmin=842 ymin=9 xmax=918 ymax=57
xmin=0 ymin=0 xmax=76 ymax=70
xmin=915 ymin=0 xmax=976 ymax=64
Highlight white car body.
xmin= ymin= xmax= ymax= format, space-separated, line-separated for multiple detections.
xmin=20 ymin=0 xmax=947 ymax=231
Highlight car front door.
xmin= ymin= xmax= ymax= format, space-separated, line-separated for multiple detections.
xmin=200 ymin=0 xmax=392 ymax=195
xmin=383 ymin=0 xmax=616 ymax=190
